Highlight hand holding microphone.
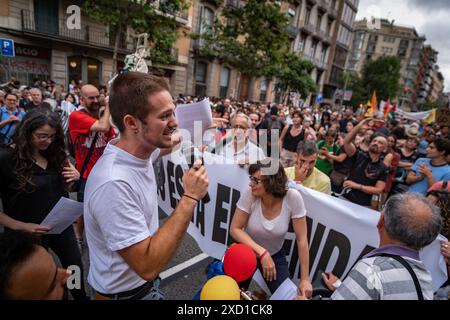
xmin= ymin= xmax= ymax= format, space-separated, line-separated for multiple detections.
xmin=182 ymin=145 xmax=210 ymax=204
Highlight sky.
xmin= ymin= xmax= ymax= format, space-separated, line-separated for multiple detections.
xmin=356 ymin=0 xmax=450 ymax=91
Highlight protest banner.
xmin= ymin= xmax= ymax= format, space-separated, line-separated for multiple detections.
xmin=156 ymin=150 xmax=448 ymax=292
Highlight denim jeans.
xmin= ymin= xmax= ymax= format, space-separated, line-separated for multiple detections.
xmin=240 ymin=248 xmax=290 ymax=294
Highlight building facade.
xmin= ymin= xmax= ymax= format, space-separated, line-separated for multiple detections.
xmin=185 ymin=0 xmax=359 ymax=104
xmin=346 ymin=18 xmax=444 ymax=111
xmin=0 ymin=0 xmax=193 ymax=94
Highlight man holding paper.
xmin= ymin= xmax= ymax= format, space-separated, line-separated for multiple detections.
xmin=84 ymin=72 xmax=209 ymax=300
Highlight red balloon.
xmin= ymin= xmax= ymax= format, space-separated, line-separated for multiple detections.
xmin=223 ymin=243 xmax=257 ymax=282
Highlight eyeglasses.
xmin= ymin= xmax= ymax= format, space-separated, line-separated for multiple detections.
xmin=249 ymin=175 xmax=263 ymax=185
xmin=33 ymin=133 xmax=56 ymax=142
xmin=233 ymin=125 xmax=248 ymax=130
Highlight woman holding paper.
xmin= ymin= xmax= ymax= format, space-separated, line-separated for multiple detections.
xmin=230 ymin=161 xmax=312 ymax=297
xmin=0 ymin=108 xmax=87 ymax=300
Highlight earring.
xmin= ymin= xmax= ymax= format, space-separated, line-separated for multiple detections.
xmin=134 ymin=130 xmax=139 ymax=134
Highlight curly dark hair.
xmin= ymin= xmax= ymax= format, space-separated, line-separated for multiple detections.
xmin=249 ymin=160 xmax=288 ymax=198
xmin=13 ymin=108 xmax=67 ymax=192
xmin=428 ymin=190 xmax=450 ymax=239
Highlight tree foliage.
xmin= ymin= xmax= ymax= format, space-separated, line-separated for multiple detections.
xmin=83 ymin=0 xmax=189 ymax=73
xmin=342 ymin=71 xmax=368 ymax=108
xmin=361 ymin=56 xmax=402 ymax=102
xmin=275 ymin=52 xmax=317 ymax=103
xmin=192 ymin=0 xmax=294 ymax=77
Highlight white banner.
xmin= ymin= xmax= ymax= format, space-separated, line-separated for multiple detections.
xmin=156 ymin=150 xmax=448 ymax=292
xmin=396 ymin=108 xmax=433 ymax=121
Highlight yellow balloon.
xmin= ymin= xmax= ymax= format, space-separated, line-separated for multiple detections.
xmin=200 ymin=275 xmax=241 ymax=300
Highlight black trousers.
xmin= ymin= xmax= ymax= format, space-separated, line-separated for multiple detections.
xmin=41 ymin=227 xmax=88 ymax=300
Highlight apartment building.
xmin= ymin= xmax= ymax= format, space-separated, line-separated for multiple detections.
xmin=187 ymin=0 xmax=358 ymax=104
xmin=346 ymin=19 xmax=443 ymax=110
xmin=0 ymin=0 xmax=192 ymax=93
xmin=430 ymin=66 xmax=444 ymax=103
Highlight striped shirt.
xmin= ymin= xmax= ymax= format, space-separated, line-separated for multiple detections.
xmin=332 ymin=255 xmax=434 ymax=300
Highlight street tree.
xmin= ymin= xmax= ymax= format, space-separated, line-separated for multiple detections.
xmin=342 ymin=71 xmax=368 ymax=109
xmin=361 ymin=56 xmax=402 ymax=102
xmin=274 ymin=52 xmax=317 ymax=104
xmin=83 ymin=0 xmax=189 ymax=75
xmin=191 ymin=0 xmax=314 ymax=100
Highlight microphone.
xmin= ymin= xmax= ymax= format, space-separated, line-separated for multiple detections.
xmin=181 ymin=142 xmax=210 ymax=204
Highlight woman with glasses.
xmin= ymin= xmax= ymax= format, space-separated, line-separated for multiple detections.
xmin=0 ymin=108 xmax=87 ymax=299
xmin=230 ymin=161 xmax=312 ymax=297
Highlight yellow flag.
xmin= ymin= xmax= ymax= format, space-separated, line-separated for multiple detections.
xmin=425 ymin=109 xmax=436 ymax=124
xmin=371 ymin=91 xmax=378 ymax=113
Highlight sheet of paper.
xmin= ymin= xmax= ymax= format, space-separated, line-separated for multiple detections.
xmin=269 ymin=278 xmax=298 ymax=300
xmin=40 ymin=197 xmax=84 ymax=234
xmin=175 ymin=99 xmax=213 ymax=146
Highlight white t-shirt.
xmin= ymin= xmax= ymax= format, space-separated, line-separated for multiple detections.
xmin=84 ymin=139 xmax=160 ymax=294
xmin=216 ymin=140 xmax=266 ymax=164
xmin=237 ymin=187 xmax=307 ymax=254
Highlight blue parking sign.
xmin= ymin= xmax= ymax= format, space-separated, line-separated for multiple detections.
xmin=0 ymin=38 xmax=15 ymax=57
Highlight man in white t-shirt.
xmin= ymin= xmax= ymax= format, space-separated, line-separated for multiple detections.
xmin=214 ymin=113 xmax=266 ymax=164
xmin=84 ymin=72 xmax=209 ymax=300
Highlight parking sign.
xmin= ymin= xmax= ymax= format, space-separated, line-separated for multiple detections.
xmin=0 ymin=38 xmax=15 ymax=57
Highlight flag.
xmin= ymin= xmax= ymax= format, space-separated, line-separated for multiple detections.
xmin=425 ymin=109 xmax=436 ymax=124
xmin=384 ymin=98 xmax=391 ymax=117
xmin=371 ymin=91 xmax=378 ymax=113
xmin=366 ymin=100 xmax=373 ymax=115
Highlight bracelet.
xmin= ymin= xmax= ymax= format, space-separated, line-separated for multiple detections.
xmin=359 ymin=184 xmax=363 ymax=191
xmin=183 ymin=194 xmax=199 ymax=203
xmin=259 ymin=250 xmax=269 ymax=260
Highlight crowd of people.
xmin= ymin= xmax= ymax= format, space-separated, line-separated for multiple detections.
xmin=0 ymin=74 xmax=449 ymax=300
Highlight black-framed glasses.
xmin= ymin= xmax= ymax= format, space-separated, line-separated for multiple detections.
xmin=33 ymin=133 xmax=56 ymax=142
xmin=249 ymin=175 xmax=263 ymax=185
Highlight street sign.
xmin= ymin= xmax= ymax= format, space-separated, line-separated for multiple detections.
xmin=0 ymin=38 xmax=15 ymax=57
xmin=343 ymin=90 xmax=353 ymax=101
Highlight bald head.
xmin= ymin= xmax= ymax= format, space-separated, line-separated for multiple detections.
xmin=383 ymin=192 xmax=442 ymax=250
xmin=80 ymin=84 xmax=100 ymax=111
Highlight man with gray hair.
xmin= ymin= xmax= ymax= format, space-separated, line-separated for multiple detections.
xmin=28 ymin=87 xmax=52 ymax=111
xmin=315 ymin=192 xmax=442 ymax=300
xmin=285 ymin=140 xmax=331 ymax=195
xmin=213 ymin=113 xmax=265 ymax=164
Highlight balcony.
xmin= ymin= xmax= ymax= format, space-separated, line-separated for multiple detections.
xmin=21 ymin=9 xmax=129 ymax=52
xmin=300 ymin=20 xmax=316 ymax=34
xmin=287 ymin=25 xmax=300 ymax=39
xmin=315 ymin=27 xmax=326 ymax=40
xmin=225 ymin=0 xmax=240 ymax=7
xmin=317 ymin=0 xmax=328 ymax=12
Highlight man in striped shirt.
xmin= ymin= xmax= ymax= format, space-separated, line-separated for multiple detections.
xmin=310 ymin=192 xmax=442 ymax=300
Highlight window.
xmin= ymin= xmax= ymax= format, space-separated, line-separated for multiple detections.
xmin=195 ymin=61 xmax=207 ymax=96
xmin=310 ymin=40 xmax=318 ymax=58
xmin=298 ymin=33 xmax=307 ymax=52
xmin=321 ymin=46 xmax=328 ymax=64
xmin=200 ymin=7 xmax=214 ymax=35
xmin=260 ymin=77 xmax=268 ymax=102
xmin=317 ymin=13 xmax=323 ymax=30
xmin=219 ymin=67 xmax=230 ymax=98
xmin=305 ymin=5 xmax=312 ymax=25
xmin=327 ymin=19 xmax=333 ymax=35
